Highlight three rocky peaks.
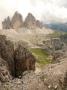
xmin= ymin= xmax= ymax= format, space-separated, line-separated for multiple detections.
xmin=2 ymin=11 xmax=43 ymax=29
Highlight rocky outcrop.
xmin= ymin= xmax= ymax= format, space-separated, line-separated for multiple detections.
xmin=14 ymin=44 xmax=36 ymax=77
xmin=43 ymin=38 xmax=65 ymax=63
xmin=0 ymin=35 xmax=36 ymax=78
xmin=0 ymin=35 xmax=67 ymax=90
xmin=39 ymin=59 xmax=67 ymax=90
xmin=11 ymin=11 xmax=23 ymax=29
xmin=0 ymin=58 xmax=11 ymax=82
xmin=2 ymin=16 xmax=12 ymax=29
xmin=0 ymin=35 xmax=15 ymax=76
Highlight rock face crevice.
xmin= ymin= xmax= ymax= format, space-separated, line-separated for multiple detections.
xmin=14 ymin=44 xmax=36 ymax=77
xmin=0 ymin=35 xmax=36 ymax=78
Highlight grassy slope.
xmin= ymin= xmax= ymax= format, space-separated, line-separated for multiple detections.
xmin=30 ymin=48 xmax=51 ymax=67
xmin=49 ymin=31 xmax=65 ymax=38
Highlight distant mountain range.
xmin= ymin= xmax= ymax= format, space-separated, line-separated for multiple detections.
xmin=45 ymin=22 xmax=67 ymax=32
xmin=2 ymin=11 xmax=43 ymax=29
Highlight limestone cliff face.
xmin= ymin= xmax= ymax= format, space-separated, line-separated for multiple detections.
xmin=11 ymin=11 xmax=23 ymax=29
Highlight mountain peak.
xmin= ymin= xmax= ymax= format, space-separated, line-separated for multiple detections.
xmin=2 ymin=12 xmax=43 ymax=29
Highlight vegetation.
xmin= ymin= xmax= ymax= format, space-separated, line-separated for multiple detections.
xmin=49 ymin=31 xmax=65 ymax=38
xmin=29 ymin=48 xmax=52 ymax=67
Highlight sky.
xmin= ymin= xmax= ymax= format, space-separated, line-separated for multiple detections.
xmin=0 ymin=0 xmax=67 ymax=25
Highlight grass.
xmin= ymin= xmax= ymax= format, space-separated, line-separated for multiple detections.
xmin=49 ymin=31 xmax=65 ymax=38
xmin=29 ymin=48 xmax=52 ymax=67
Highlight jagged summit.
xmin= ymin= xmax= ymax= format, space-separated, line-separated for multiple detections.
xmin=2 ymin=16 xmax=12 ymax=29
xmin=2 ymin=12 xmax=43 ymax=29
xmin=24 ymin=13 xmax=36 ymax=29
xmin=11 ymin=11 xmax=23 ymax=29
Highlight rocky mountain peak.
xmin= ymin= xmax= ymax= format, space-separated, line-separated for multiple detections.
xmin=24 ymin=13 xmax=43 ymax=29
xmin=26 ymin=13 xmax=36 ymax=22
xmin=2 ymin=16 xmax=11 ymax=29
xmin=24 ymin=13 xmax=36 ymax=29
xmin=2 ymin=12 xmax=43 ymax=29
xmin=11 ymin=11 xmax=23 ymax=29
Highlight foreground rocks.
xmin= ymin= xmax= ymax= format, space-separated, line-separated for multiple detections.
xmin=0 ymin=35 xmax=36 ymax=78
xmin=0 ymin=58 xmax=12 ymax=82
xmin=14 ymin=44 xmax=36 ymax=77
xmin=0 ymin=59 xmax=67 ymax=90
xmin=0 ymin=35 xmax=67 ymax=90
xmin=0 ymin=35 xmax=14 ymax=76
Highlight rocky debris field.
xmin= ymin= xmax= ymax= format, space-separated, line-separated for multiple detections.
xmin=0 ymin=59 xmax=67 ymax=90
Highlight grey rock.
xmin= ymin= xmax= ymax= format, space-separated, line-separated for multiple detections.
xmin=0 ymin=58 xmax=11 ymax=82
xmin=2 ymin=16 xmax=12 ymax=29
xmin=0 ymin=35 xmax=15 ymax=76
xmin=11 ymin=11 xmax=23 ymax=29
xmin=24 ymin=13 xmax=36 ymax=29
xmin=14 ymin=44 xmax=36 ymax=77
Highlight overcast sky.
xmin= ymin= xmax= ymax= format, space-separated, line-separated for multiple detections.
xmin=0 ymin=0 xmax=67 ymax=23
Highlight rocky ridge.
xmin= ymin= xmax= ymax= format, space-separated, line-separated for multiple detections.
xmin=2 ymin=12 xmax=43 ymax=29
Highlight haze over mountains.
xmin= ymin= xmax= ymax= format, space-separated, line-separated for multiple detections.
xmin=2 ymin=11 xmax=43 ymax=29
xmin=45 ymin=22 xmax=67 ymax=32
xmin=1 ymin=11 xmax=67 ymax=32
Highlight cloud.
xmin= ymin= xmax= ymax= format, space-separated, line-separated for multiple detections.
xmin=0 ymin=0 xmax=67 ymax=23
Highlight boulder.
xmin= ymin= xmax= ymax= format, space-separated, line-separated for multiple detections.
xmin=11 ymin=11 xmax=23 ymax=29
xmin=14 ymin=44 xmax=36 ymax=77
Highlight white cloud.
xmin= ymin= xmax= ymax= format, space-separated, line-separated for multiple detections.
xmin=0 ymin=0 xmax=67 ymax=23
